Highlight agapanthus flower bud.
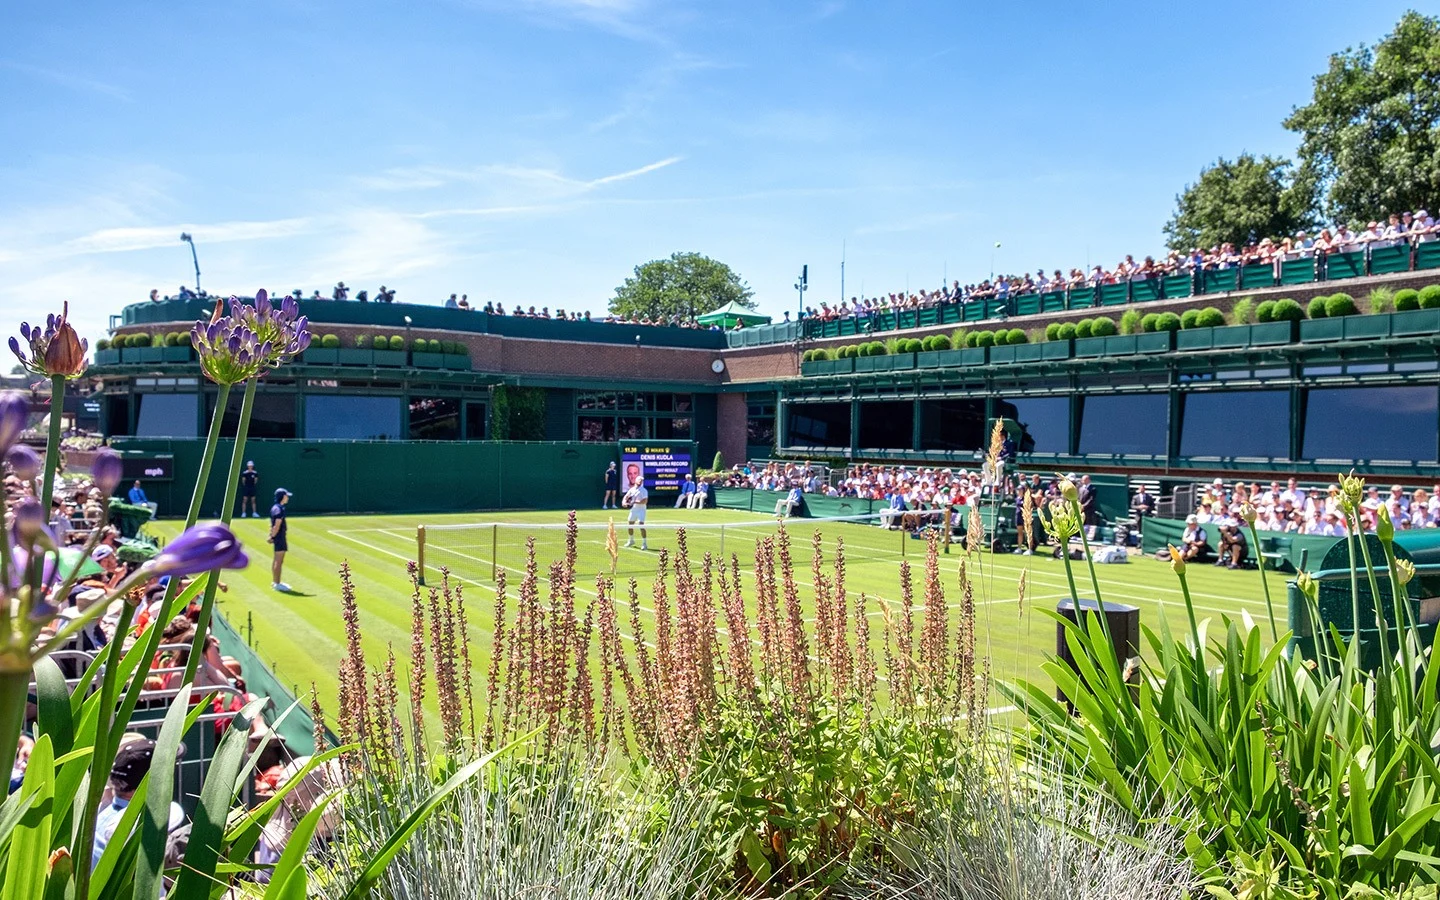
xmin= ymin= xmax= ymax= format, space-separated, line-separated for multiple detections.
xmin=1296 ymin=571 xmax=1319 ymax=604
xmin=1376 ymin=503 xmax=1394 ymax=542
xmin=0 ymin=392 xmax=30 ymax=451
xmin=1058 ymin=476 xmax=1078 ymax=503
xmin=1339 ymin=471 xmax=1365 ymax=512
xmin=11 ymin=498 xmax=44 ymax=543
xmin=5 ymin=445 xmax=39 ymax=481
xmin=1167 ymin=544 xmax=1186 ymax=575
xmin=145 ymin=523 xmax=249 ymax=576
xmin=1396 ymin=559 xmax=1416 ymax=586
xmin=91 ymin=448 xmax=122 ymax=496
xmin=10 ymin=303 xmax=87 ymax=378
xmin=1239 ymin=502 xmax=1257 ymax=526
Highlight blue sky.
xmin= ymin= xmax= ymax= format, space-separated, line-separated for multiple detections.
xmin=0 ymin=0 xmax=1422 ymax=342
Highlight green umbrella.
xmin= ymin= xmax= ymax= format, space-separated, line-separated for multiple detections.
xmin=55 ymin=547 xmax=104 ymax=580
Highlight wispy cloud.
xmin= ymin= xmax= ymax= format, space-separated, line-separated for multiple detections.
xmin=463 ymin=0 xmax=671 ymax=45
xmin=0 ymin=60 xmax=131 ymax=102
xmin=361 ymin=155 xmax=683 ymax=197
xmin=60 ymin=217 xmax=315 ymax=257
xmin=588 ymin=52 xmax=722 ymax=131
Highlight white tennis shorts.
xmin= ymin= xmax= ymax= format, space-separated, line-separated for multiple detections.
xmin=628 ymin=506 xmax=647 ymax=524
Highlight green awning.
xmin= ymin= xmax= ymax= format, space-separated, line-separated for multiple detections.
xmin=696 ymin=302 xmax=770 ymax=328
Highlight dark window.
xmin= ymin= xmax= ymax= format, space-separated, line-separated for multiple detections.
xmin=617 ymin=392 xmax=638 ymax=411
xmin=617 ymin=416 xmax=645 ymax=439
xmin=578 ymin=416 xmax=615 ymax=442
xmin=747 ymin=415 xmax=775 ymax=447
xmin=135 ymin=393 xmax=199 ymax=437
xmin=1304 ymin=386 xmax=1438 ymax=462
xmin=303 ymin=396 xmax=402 ymax=439
xmin=788 ymin=402 xmax=851 ymax=447
xmin=919 ymin=399 xmax=986 ymax=451
xmin=1077 ymin=394 xmax=1167 ymax=455
xmin=994 ymin=397 xmax=1070 ymax=454
xmin=207 ymin=391 xmax=297 ymax=439
xmin=464 ymin=402 xmax=487 ymax=440
xmin=674 ymin=395 xmax=692 ymax=413
xmin=577 ymin=392 xmax=617 ymax=411
xmin=1181 ymin=391 xmax=1289 ymax=458
xmin=655 ymin=417 xmax=691 ymax=439
xmin=409 ymin=397 xmax=460 ymax=440
xmin=106 ymin=395 xmax=131 ymax=436
xmin=858 ymin=401 xmax=912 ymax=449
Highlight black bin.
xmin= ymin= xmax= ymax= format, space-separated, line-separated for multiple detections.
xmin=1055 ymin=598 xmax=1140 ymax=709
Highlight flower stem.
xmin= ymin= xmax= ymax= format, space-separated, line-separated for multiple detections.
xmin=39 ymin=376 xmax=65 ymax=510
xmin=183 ymin=378 xmax=255 ymax=685
xmin=0 ymin=671 xmax=29 ymax=793
xmin=72 ymin=600 xmax=134 ymax=900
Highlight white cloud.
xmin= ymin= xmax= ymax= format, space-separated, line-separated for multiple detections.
xmin=59 ymin=218 xmax=315 ymax=257
xmin=0 ymin=60 xmax=132 ymax=102
xmin=361 ymin=155 xmax=682 ymax=198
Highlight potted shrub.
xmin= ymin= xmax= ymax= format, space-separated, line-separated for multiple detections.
xmin=137 ymin=333 xmax=166 ymax=363
xmin=412 ymin=337 xmax=445 ymax=368
xmin=305 ymin=333 xmax=342 ymax=365
xmin=94 ymin=338 xmax=121 ymax=366
xmin=160 ymin=330 xmax=191 ymax=362
xmin=373 ymin=334 xmax=407 ymax=366
xmin=444 ymin=341 xmax=472 ymax=370
xmin=338 ymin=333 xmax=374 ymax=366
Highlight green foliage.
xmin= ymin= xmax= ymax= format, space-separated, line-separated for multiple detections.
xmin=1073 ymin=318 xmax=1093 ymax=339
xmin=1367 ymin=287 xmax=1394 ymax=314
xmin=1089 ymin=316 xmax=1117 ymax=337
xmin=1195 ymin=307 xmax=1225 ymax=328
xmin=1326 ymin=292 xmax=1359 ymax=317
xmin=989 ymin=329 xmax=1009 ymax=346
xmin=838 ymin=344 xmax=858 ymax=359
xmin=1272 ymin=298 xmax=1305 ymax=321
xmin=149 ymin=333 xmax=165 ymax=347
xmin=1229 ymin=297 xmax=1255 ymax=325
xmin=899 ymin=338 xmax=923 ymax=353
xmin=711 ymin=451 xmax=724 ymax=471
xmin=1119 ymin=309 xmax=1141 ymax=335
xmin=1284 ymin=11 xmax=1440 ymax=220
xmin=950 ymin=329 xmax=968 ymax=348
xmin=355 ymin=333 xmax=371 ymax=349
xmin=1394 ymin=288 xmax=1421 ymax=311
xmin=924 ymin=333 xmax=952 ymax=351
xmin=883 ymin=337 xmax=900 ymax=355
xmin=1163 ymin=152 xmax=1315 ymax=251
xmin=389 ymin=335 xmax=405 ymax=351
xmin=1418 ymin=285 xmax=1440 ymax=309
xmin=425 ymin=339 xmax=441 ymax=353
xmin=412 ymin=338 xmax=428 ymax=352
xmin=1139 ymin=313 xmax=1160 ymax=332
xmin=453 ymin=343 xmax=470 ymax=358
xmin=1005 ymin=327 xmax=1027 ymax=344
xmin=1179 ymin=309 xmax=1200 ymax=329
xmin=129 ymin=333 xmax=149 ymax=348
xmin=489 ymin=384 xmax=546 ymax=440
xmin=610 ymin=251 xmax=755 ymax=320
xmin=321 ymin=333 xmax=341 ymax=349
xmin=1056 ymin=322 xmax=1077 ymax=340
xmin=1254 ymin=300 xmax=1277 ymax=323
xmin=96 ymin=338 xmax=110 ymax=350
xmin=1307 ymin=295 xmax=1330 ymax=319
xmin=964 ymin=331 xmax=981 ymax=348
xmin=869 ymin=341 xmax=888 ymax=356
xmin=1155 ymin=312 xmax=1182 ymax=332
xmin=163 ymin=331 xmax=180 ymax=347
xmin=974 ymin=330 xmax=995 ymax=348
xmin=1044 ymin=322 xmax=1061 ymax=341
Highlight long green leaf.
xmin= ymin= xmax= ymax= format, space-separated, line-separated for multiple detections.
xmin=134 ymin=683 xmax=193 ymax=900
xmin=339 ymin=729 xmax=538 ymax=900
xmin=261 ymin=791 xmax=338 ymax=899
xmin=224 ymin=744 xmax=355 ymax=867
xmin=2 ymin=734 xmax=53 ymax=900
xmin=32 ymin=657 xmax=74 ymax=757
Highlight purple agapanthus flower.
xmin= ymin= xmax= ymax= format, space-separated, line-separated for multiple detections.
xmin=190 ymin=290 xmax=310 ymax=385
xmin=5 ymin=445 xmax=40 ymax=481
xmin=146 ymin=523 xmax=249 ymax=577
xmin=91 ymin=448 xmax=123 ymax=496
xmin=0 ymin=392 xmax=29 ymax=452
xmin=10 ymin=303 xmax=88 ymax=378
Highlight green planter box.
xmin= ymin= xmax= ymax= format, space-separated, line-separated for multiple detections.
xmin=411 ymin=351 xmax=446 ymax=368
xmin=1299 ymin=318 xmax=1346 ymax=343
xmin=1041 ymin=339 xmax=1072 ymax=360
xmin=442 ymin=354 xmax=471 ymax=371
xmin=918 ymin=348 xmax=967 ymax=369
xmin=1102 ymin=335 xmax=1138 ymax=356
xmin=821 ymin=357 xmax=855 ymax=375
xmin=958 ymin=347 xmax=987 ymax=366
xmin=160 ymin=346 xmax=192 ymax=363
xmin=303 ymin=348 xmax=339 ymax=365
xmin=1209 ymin=324 xmax=1251 ymax=349
xmin=1135 ymin=331 xmax=1173 ymax=353
xmin=1390 ymin=308 xmax=1440 ymax=336
xmin=1343 ymin=314 xmax=1391 ymax=341
xmin=1249 ymin=320 xmax=1296 ymax=345
xmin=800 ymin=360 xmax=826 ymax=376
xmin=1012 ymin=342 xmax=1046 ymax=363
xmin=1073 ymin=336 xmax=1108 ymax=358
xmin=1176 ymin=328 xmax=1215 ymax=351
xmin=988 ymin=345 xmax=1018 ymax=365
xmin=138 ymin=347 xmax=165 ymax=363
xmin=120 ymin=348 xmax=146 ymax=364
xmin=94 ymin=349 xmax=122 ymax=366
xmin=372 ymin=349 xmax=407 ymax=367
xmin=337 ymin=349 xmax=373 ymax=366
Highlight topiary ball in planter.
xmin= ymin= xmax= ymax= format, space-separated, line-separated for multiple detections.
xmin=1156 ymin=312 xmax=1181 ymax=332
xmin=150 ymin=333 xmax=166 ymax=347
xmin=1307 ymin=296 xmax=1329 ymax=319
xmin=389 ymin=335 xmax=406 ymax=350
xmin=165 ymin=332 xmax=180 ymax=346
xmin=1272 ymin=298 xmax=1304 ymax=321
xmin=1195 ymin=307 xmax=1225 ymax=328
xmin=1179 ymin=309 xmax=1200 ymax=329
xmin=321 ymin=334 xmax=341 ymax=349
xmin=355 ymin=334 xmax=371 ymax=349
xmin=1056 ymin=322 xmax=1076 ymax=340
xmin=1255 ymin=300 xmax=1277 ymax=323
xmin=1006 ymin=328 xmax=1027 ymax=344
xmin=868 ymin=341 xmax=887 ymax=356
xmin=975 ymin=330 xmax=995 ymax=347
xmin=1416 ymin=285 xmax=1440 ymax=309
xmin=97 ymin=338 xmax=110 ymax=351
xmin=1394 ymin=289 xmax=1420 ymax=311
xmin=1325 ymin=293 xmax=1357 ymax=317
xmin=1139 ymin=313 xmax=1159 ymax=333
xmin=427 ymin=339 xmax=443 ymax=353
xmin=1090 ymin=316 xmax=1117 ymax=337
xmin=1074 ymin=318 xmax=1094 ymax=339
xmin=412 ymin=338 xmax=428 ymax=352
xmin=1045 ymin=322 xmax=1061 ymax=341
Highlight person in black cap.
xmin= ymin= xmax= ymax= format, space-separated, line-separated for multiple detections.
xmin=269 ymin=488 xmax=292 ymax=592
xmin=239 ymin=460 xmax=261 ymax=519
xmin=92 ymin=738 xmax=185 ymax=868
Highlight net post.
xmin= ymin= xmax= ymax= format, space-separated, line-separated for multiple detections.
xmin=943 ymin=505 xmax=952 ymax=555
xmin=417 ymin=525 xmax=426 ymax=585
xmin=719 ymin=523 xmax=725 ymax=560
xmin=492 ymin=523 xmax=498 ymax=582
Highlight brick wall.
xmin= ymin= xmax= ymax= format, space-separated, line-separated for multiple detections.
xmin=715 ymin=393 xmax=749 ymax=471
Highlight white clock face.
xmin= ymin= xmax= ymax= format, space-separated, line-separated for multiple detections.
xmin=711 ymin=359 xmax=725 ymax=373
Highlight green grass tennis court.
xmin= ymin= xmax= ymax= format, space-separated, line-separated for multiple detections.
xmin=149 ymin=507 xmax=1276 ymax=724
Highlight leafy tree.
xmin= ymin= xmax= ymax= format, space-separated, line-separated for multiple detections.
xmin=1285 ymin=12 xmax=1440 ymax=221
xmin=1164 ymin=154 xmax=1315 ymax=251
xmin=609 ymin=252 xmax=755 ymax=320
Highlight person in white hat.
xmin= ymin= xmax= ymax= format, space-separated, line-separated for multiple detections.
xmin=1179 ymin=514 xmax=1211 ymax=563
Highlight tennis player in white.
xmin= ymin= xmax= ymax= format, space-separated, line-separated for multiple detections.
xmin=622 ymin=474 xmax=649 ymax=550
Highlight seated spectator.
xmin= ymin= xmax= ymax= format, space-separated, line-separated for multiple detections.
xmin=127 ymin=480 xmax=157 ymax=516
xmin=1178 ymin=514 xmax=1211 ymax=562
xmin=674 ymin=474 xmax=696 ymax=509
xmin=775 ymin=485 xmax=805 ymax=519
xmin=687 ymin=479 xmax=709 ymax=510
xmin=1214 ymin=513 xmax=1247 ymax=569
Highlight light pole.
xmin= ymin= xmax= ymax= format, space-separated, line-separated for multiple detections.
xmin=180 ymin=233 xmax=201 ymax=293
xmin=794 ymin=264 xmax=808 ymax=316
xmin=990 ymin=241 xmax=1000 ymax=280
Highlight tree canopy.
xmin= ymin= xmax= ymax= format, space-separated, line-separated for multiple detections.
xmin=609 ymin=252 xmax=755 ymax=321
xmin=1285 ymin=11 xmax=1440 ymax=222
xmin=1163 ymin=154 xmax=1316 ymax=251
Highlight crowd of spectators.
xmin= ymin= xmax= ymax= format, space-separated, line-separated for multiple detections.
xmin=799 ymin=207 xmax=1440 ymax=326
xmin=4 ymin=458 xmax=323 ymax=881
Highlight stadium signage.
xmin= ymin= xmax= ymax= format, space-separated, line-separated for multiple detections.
xmin=121 ymin=454 xmax=173 ymax=482
xmin=618 ymin=442 xmax=693 ymax=493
